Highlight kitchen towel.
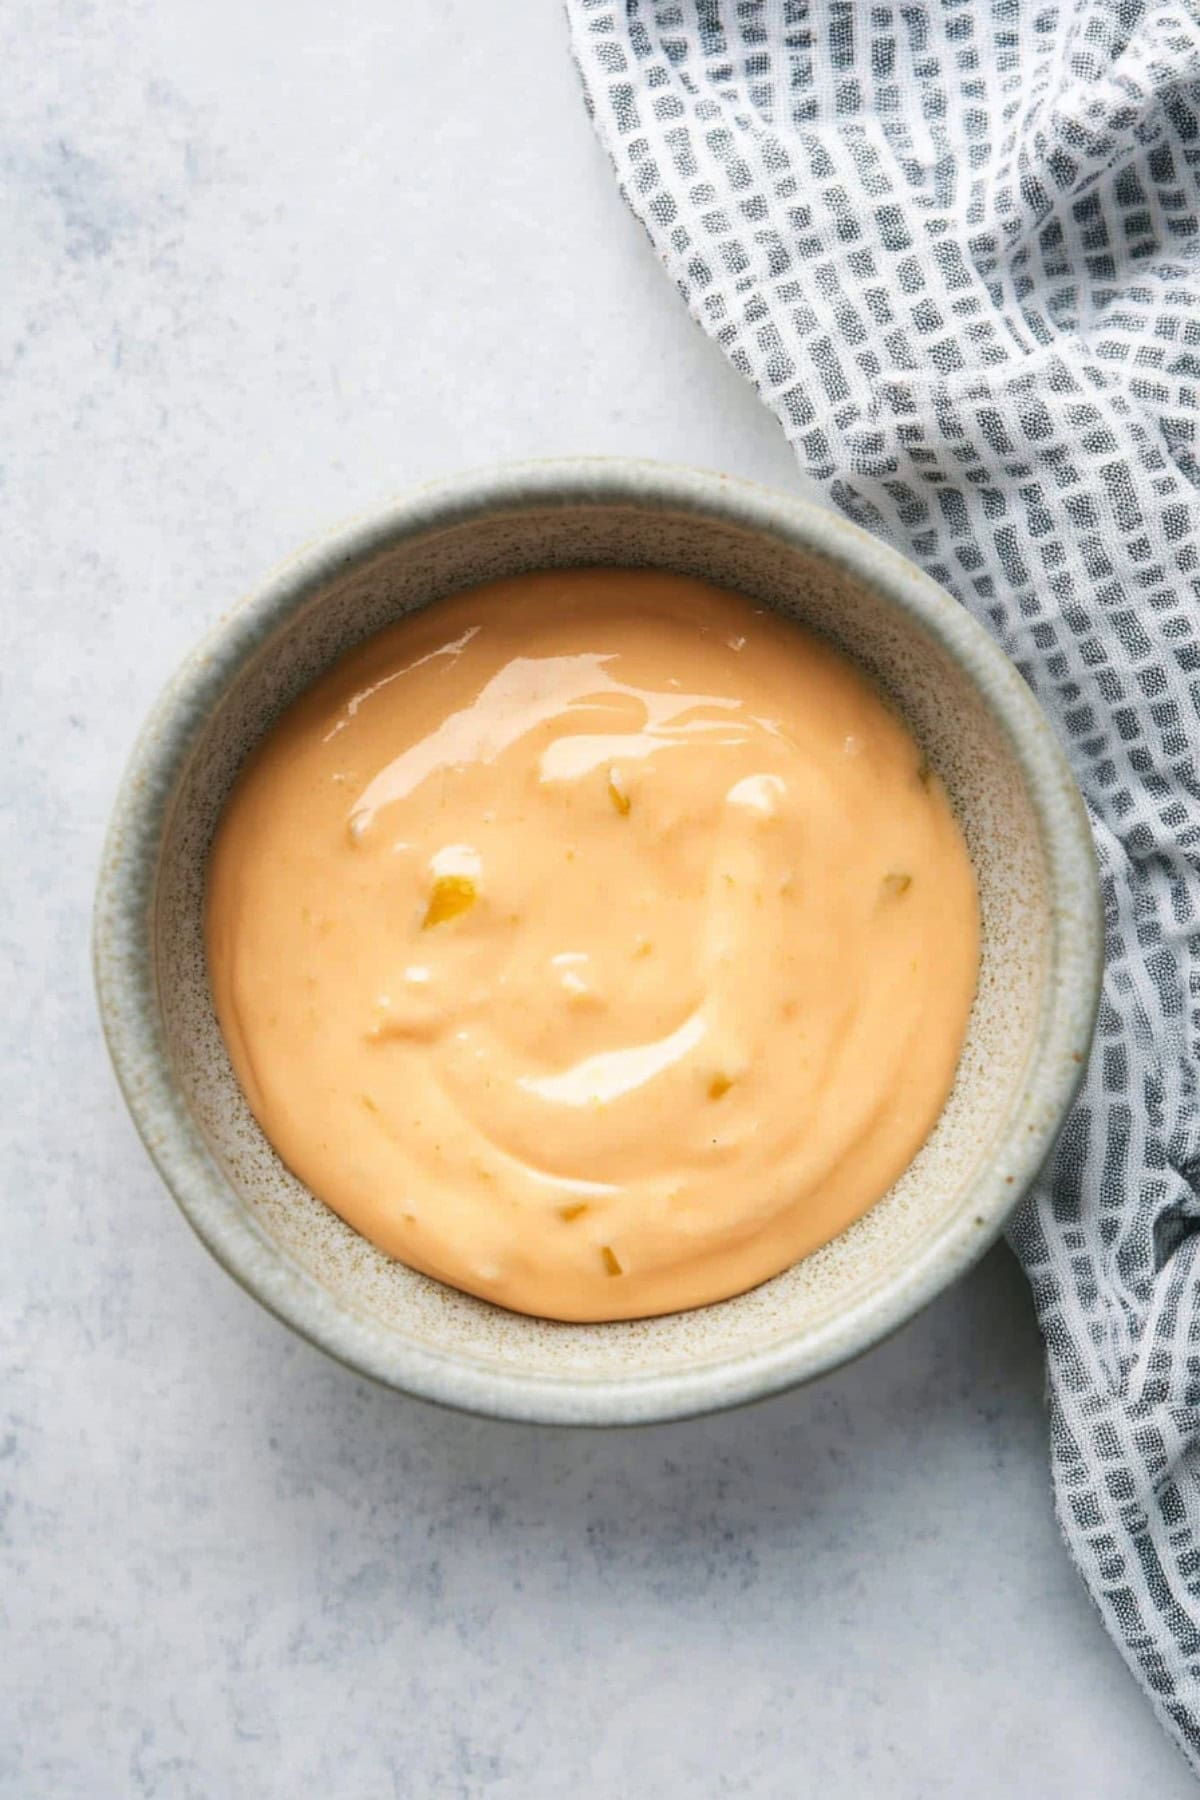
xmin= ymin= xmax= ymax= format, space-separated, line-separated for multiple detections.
xmin=565 ymin=0 xmax=1200 ymax=1766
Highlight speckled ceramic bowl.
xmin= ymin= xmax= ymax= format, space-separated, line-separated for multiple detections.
xmin=94 ymin=459 xmax=1101 ymax=1424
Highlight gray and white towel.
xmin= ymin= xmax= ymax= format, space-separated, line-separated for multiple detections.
xmin=565 ymin=0 xmax=1200 ymax=1766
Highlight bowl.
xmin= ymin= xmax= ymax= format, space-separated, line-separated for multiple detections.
xmin=94 ymin=459 xmax=1102 ymax=1424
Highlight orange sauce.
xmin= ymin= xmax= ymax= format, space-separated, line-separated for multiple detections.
xmin=206 ymin=570 xmax=979 ymax=1320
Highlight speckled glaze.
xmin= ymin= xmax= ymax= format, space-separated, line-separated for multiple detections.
xmin=93 ymin=460 xmax=1102 ymax=1425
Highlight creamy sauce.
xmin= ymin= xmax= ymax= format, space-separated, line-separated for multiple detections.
xmin=206 ymin=569 xmax=980 ymax=1321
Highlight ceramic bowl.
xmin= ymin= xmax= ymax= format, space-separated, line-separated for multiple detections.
xmin=94 ymin=459 xmax=1101 ymax=1424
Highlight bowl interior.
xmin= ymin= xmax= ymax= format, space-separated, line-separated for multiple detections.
xmin=150 ymin=492 xmax=1057 ymax=1410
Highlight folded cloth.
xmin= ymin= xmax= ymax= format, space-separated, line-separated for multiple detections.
xmin=566 ymin=0 xmax=1200 ymax=1763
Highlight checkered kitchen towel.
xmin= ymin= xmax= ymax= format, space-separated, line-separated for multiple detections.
xmin=565 ymin=0 xmax=1200 ymax=1764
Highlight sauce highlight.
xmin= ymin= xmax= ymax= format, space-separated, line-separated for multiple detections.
xmin=205 ymin=569 xmax=980 ymax=1321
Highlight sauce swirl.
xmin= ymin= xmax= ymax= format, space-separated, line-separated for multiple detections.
xmin=206 ymin=570 xmax=979 ymax=1320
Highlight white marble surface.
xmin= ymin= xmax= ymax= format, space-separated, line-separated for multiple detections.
xmin=3 ymin=3 xmax=1195 ymax=1794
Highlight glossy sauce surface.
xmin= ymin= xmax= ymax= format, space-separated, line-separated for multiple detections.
xmin=206 ymin=570 xmax=980 ymax=1321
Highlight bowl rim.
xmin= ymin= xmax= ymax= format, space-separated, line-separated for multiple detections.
xmin=93 ymin=456 xmax=1103 ymax=1425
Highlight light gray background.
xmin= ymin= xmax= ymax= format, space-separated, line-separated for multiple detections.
xmin=4 ymin=3 xmax=1194 ymax=1795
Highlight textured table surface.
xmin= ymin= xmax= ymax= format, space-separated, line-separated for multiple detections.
xmin=4 ymin=4 xmax=1195 ymax=1795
